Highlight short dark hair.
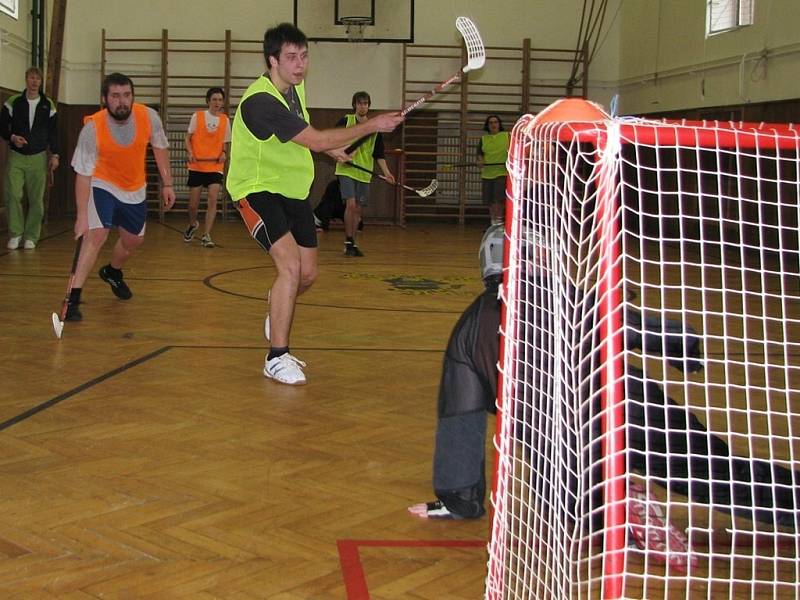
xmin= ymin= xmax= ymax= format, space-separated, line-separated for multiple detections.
xmin=206 ymin=87 xmax=225 ymax=102
xmin=351 ymin=91 xmax=371 ymax=109
xmin=102 ymin=72 xmax=134 ymax=99
xmin=263 ymin=23 xmax=308 ymax=68
xmin=25 ymin=66 xmax=43 ymax=79
xmin=483 ymin=114 xmax=504 ymax=132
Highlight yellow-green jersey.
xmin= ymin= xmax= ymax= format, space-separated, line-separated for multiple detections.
xmin=478 ymin=131 xmax=510 ymax=180
xmin=334 ymin=114 xmax=377 ymax=183
xmin=227 ymin=75 xmax=313 ymax=201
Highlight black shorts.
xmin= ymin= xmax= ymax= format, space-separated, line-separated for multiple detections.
xmin=236 ymin=190 xmax=318 ymax=252
xmin=187 ymin=170 xmax=223 ymax=188
xmin=481 ymin=176 xmax=507 ymax=205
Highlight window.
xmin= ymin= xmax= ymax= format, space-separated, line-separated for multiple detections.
xmin=0 ymin=0 xmax=19 ymax=20
xmin=706 ymin=0 xmax=754 ymax=36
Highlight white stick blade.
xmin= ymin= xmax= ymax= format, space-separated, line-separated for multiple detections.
xmin=417 ymin=179 xmax=439 ymax=197
xmin=51 ymin=312 xmax=64 ymax=339
xmin=456 ymin=17 xmax=485 ymax=72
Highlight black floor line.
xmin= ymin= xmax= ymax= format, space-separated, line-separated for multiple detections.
xmin=0 ymin=346 xmax=171 ymax=432
xmin=0 ymin=345 xmax=443 ymax=432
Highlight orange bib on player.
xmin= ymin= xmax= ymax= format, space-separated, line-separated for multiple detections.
xmin=188 ymin=111 xmax=228 ymax=173
xmin=91 ymin=103 xmax=152 ymax=191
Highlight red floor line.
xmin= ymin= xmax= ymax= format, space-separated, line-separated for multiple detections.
xmin=338 ymin=539 xmax=486 ymax=600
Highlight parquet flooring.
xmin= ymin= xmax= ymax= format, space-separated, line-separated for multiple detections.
xmin=0 ymin=218 xmax=492 ymax=599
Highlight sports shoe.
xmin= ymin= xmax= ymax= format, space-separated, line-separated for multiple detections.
xmin=201 ymin=233 xmax=215 ymax=248
xmin=263 ymin=352 xmax=307 ymax=385
xmin=351 ymin=245 xmax=364 ymax=257
xmin=183 ymin=221 xmax=199 ymax=242
xmin=344 ymin=243 xmax=363 ymax=257
xmin=23 ymin=239 xmax=36 ymax=249
xmin=99 ymin=264 xmax=133 ymax=300
xmin=64 ymin=300 xmax=83 ymax=322
xmin=7 ymin=236 xmax=21 ymax=250
xmin=627 ymin=482 xmax=697 ymax=573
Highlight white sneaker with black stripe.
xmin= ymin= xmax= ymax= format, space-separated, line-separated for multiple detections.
xmin=263 ymin=353 xmax=307 ymax=385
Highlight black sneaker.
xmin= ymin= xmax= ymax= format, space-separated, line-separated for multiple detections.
xmin=183 ymin=221 xmax=199 ymax=242
xmin=64 ymin=301 xmax=83 ymax=322
xmin=99 ymin=264 xmax=133 ymax=300
xmin=344 ymin=243 xmax=357 ymax=257
xmin=351 ymin=245 xmax=364 ymax=257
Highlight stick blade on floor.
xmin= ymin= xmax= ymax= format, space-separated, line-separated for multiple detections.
xmin=51 ymin=312 xmax=64 ymax=339
xmin=52 ymin=235 xmax=84 ymax=340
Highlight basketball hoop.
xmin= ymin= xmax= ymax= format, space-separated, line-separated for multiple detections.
xmin=340 ymin=16 xmax=370 ymax=43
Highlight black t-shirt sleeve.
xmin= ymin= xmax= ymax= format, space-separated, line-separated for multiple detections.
xmin=240 ymin=92 xmax=308 ymax=143
xmin=335 ymin=116 xmax=348 ymax=128
xmin=372 ymin=133 xmax=386 ymax=159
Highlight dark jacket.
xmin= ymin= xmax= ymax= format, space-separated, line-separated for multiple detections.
xmin=0 ymin=90 xmax=59 ymax=156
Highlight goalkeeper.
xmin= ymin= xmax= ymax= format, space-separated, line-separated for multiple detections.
xmin=409 ymin=224 xmax=800 ymax=536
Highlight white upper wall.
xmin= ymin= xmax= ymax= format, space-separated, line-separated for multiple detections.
xmin=618 ymin=0 xmax=800 ymax=114
xmin=6 ymin=0 xmax=799 ymax=117
xmin=2 ymin=0 xmax=621 ymax=110
xmin=0 ymin=0 xmax=40 ymax=92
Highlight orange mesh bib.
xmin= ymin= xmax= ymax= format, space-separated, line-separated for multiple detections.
xmin=188 ymin=110 xmax=228 ymax=173
xmin=91 ymin=103 xmax=151 ymax=191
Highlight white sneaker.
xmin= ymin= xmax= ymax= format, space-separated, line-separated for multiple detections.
xmin=7 ymin=236 xmax=21 ymax=250
xmin=263 ymin=353 xmax=307 ymax=385
xmin=23 ymin=239 xmax=36 ymax=249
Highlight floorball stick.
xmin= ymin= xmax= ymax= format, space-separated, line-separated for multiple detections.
xmin=342 ymin=18 xmax=484 ymax=155
xmin=400 ymin=17 xmax=485 ymax=116
xmin=51 ymin=235 xmax=84 ymax=339
xmin=345 ymin=162 xmax=438 ymax=197
xmin=442 ymin=162 xmax=505 ymax=171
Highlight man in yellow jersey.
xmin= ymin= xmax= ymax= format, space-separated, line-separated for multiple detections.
xmin=65 ymin=73 xmax=175 ymax=322
xmin=477 ymin=115 xmax=510 ymax=225
xmin=227 ymin=23 xmax=403 ymax=385
xmin=334 ymin=91 xmax=395 ymax=257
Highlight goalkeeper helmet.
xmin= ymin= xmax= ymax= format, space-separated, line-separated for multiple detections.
xmin=479 ymin=223 xmax=505 ymax=283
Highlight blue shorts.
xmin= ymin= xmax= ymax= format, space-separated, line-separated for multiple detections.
xmin=89 ymin=187 xmax=147 ymax=235
xmin=338 ymin=175 xmax=370 ymax=207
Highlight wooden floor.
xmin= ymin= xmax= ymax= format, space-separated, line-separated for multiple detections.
xmin=0 ymin=218 xmax=493 ymax=599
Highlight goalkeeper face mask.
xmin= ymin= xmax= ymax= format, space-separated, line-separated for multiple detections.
xmin=479 ymin=223 xmax=505 ymax=282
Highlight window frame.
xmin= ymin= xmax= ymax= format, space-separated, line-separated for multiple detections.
xmin=706 ymin=0 xmax=754 ymax=37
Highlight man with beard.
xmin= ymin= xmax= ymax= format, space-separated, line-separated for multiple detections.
xmin=65 ymin=72 xmax=175 ymax=321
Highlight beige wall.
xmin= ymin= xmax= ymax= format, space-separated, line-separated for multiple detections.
xmin=0 ymin=0 xmax=38 ymax=92
xmin=3 ymin=0 xmax=621 ymax=109
xmin=618 ymin=0 xmax=800 ymax=114
xmin=2 ymin=1 xmax=798 ymax=116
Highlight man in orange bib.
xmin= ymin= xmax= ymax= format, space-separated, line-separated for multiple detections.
xmin=183 ymin=87 xmax=230 ymax=248
xmin=65 ymin=72 xmax=175 ymax=321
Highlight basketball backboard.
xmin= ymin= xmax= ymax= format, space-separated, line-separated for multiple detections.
xmin=294 ymin=0 xmax=414 ymax=43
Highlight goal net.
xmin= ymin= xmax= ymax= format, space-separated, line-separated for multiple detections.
xmin=486 ymin=99 xmax=800 ymax=599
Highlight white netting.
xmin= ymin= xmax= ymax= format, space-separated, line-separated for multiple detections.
xmin=487 ymin=107 xmax=800 ymax=599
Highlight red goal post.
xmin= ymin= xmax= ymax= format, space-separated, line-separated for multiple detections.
xmin=487 ymin=99 xmax=800 ymax=599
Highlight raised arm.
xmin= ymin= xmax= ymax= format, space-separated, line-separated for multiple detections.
xmin=291 ymin=112 xmax=404 ymax=153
